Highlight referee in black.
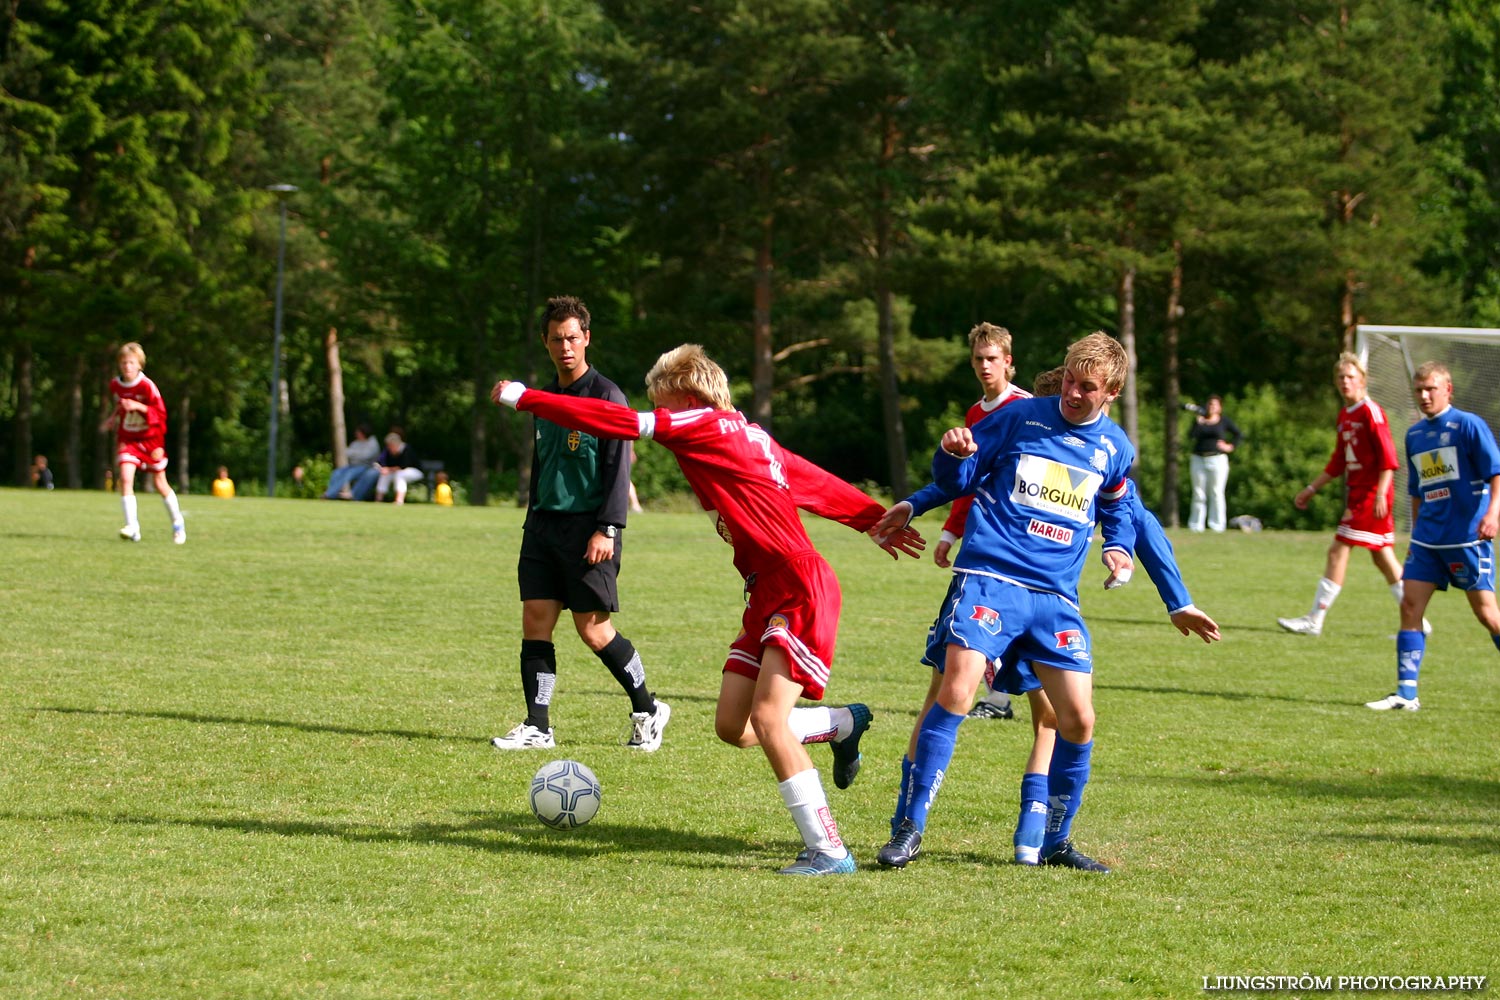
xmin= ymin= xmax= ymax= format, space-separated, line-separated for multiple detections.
xmin=492 ymin=295 xmax=670 ymax=752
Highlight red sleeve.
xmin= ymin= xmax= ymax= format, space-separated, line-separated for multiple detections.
xmin=780 ymin=447 xmax=884 ymax=531
xmin=941 ymin=495 xmax=973 ymax=537
xmin=1372 ymin=407 xmax=1399 ymax=472
xmin=517 ymin=389 xmax=644 ymax=440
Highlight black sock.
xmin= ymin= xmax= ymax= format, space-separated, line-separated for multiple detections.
xmin=595 ymin=633 xmax=654 ymax=714
xmin=520 ymin=638 xmax=556 ymax=730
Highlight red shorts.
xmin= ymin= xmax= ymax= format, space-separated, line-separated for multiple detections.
xmin=723 ymin=552 xmax=842 ymax=701
xmin=117 ymin=438 xmax=168 ymax=473
xmin=1335 ymin=484 xmax=1395 ymax=550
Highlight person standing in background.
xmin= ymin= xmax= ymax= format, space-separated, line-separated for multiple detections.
xmin=1187 ymin=395 xmax=1242 ymax=533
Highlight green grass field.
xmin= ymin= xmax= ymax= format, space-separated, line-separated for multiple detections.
xmin=1 ymin=488 xmax=1495 ymax=999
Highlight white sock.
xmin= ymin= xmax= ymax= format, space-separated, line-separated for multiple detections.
xmin=980 ymin=689 xmax=1012 ymax=709
xmin=1310 ymin=577 xmax=1340 ymax=626
xmin=160 ymin=488 xmax=182 ymax=525
xmin=788 ymin=706 xmax=845 ymax=745
xmin=121 ymin=495 xmax=138 ymax=529
xmin=1390 ymin=582 xmax=1405 ymax=604
xmin=777 ymin=768 xmax=845 ymax=855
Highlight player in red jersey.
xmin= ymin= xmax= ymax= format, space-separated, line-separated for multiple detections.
xmin=494 ymin=344 xmax=924 ymax=875
xmin=932 ymin=323 xmax=1033 ymax=722
xmin=1278 ymin=352 xmax=1424 ymax=636
xmin=100 ymin=342 xmax=185 ymax=544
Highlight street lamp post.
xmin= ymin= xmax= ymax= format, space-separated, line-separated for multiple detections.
xmin=266 ymin=184 xmax=297 ymax=496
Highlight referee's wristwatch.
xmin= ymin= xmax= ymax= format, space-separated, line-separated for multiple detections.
xmin=598 ymin=524 xmax=618 ymax=539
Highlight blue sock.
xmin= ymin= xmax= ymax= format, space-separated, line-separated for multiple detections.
xmin=891 ymin=756 xmax=914 ymax=838
xmin=1396 ymin=629 xmax=1424 ymax=701
xmin=1014 ymin=772 xmax=1049 ymax=864
xmin=1041 ymin=737 xmax=1093 ymax=857
xmin=1492 ymin=633 xmax=1500 ymax=654
xmin=906 ymin=704 xmax=964 ymax=832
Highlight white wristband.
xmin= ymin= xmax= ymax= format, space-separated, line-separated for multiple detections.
xmin=497 ymin=381 xmax=527 ymax=408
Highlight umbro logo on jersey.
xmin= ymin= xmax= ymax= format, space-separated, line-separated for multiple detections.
xmin=1061 ymin=435 xmax=1085 ymax=448
xmin=969 ymin=605 xmax=1002 ymax=634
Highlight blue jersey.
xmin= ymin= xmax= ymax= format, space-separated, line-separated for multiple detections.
xmin=1406 ymin=405 xmax=1500 ymax=549
xmin=908 ymin=396 xmax=1134 ymax=605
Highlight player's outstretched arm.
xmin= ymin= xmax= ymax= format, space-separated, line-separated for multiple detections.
xmin=1170 ymin=606 xmax=1221 ymax=643
xmin=492 ymin=379 xmax=644 ymax=440
xmin=870 ymin=522 xmax=925 ymax=560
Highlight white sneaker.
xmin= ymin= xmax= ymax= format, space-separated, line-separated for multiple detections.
xmin=1277 ymin=615 xmax=1322 ymax=636
xmin=1365 ymin=693 xmax=1420 ymax=712
xmin=172 ymin=522 xmax=187 ymax=545
xmin=490 ymin=722 xmax=554 ymax=750
xmin=626 ymin=700 xmax=671 ymax=752
xmin=119 ymin=525 xmax=141 ymax=542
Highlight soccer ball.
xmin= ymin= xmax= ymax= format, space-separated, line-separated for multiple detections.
xmin=528 ymin=759 xmax=601 ymax=830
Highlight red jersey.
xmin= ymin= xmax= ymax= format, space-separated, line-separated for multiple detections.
xmin=514 ymin=391 xmax=884 ymax=579
xmin=940 ymin=383 xmax=1033 ymax=540
xmin=109 ymin=373 xmax=168 ymax=447
xmin=1323 ymin=396 xmax=1398 ymax=496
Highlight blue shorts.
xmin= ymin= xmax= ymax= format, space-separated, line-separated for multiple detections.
xmin=1404 ymin=542 xmax=1495 ymax=593
xmin=921 ymin=572 xmax=1094 ymax=680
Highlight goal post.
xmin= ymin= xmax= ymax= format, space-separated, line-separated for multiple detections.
xmin=1356 ymin=324 xmax=1500 ymax=533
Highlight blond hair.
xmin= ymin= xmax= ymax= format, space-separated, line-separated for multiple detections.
xmin=645 ymin=344 xmax=734 ymax=410
xmin=119 ymin=342 xmax=146 ymax=367
xmin=1032 ymin=365 xmax=1065 ymax=397
xmin=1413 ymin=360 xmax=1452 ymax=386
xmin=1063 ymin=332 xmax=1128 ymax=393
xmin=1334 ymin=351 xmax=1366 ymax=380
xmin=969 ymin=322 xmax=1017 ymax=381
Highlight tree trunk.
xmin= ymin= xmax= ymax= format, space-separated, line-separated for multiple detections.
xmin=66 ymin=353 xmax=85 ymax=489
xmin=469 ymin=313 xmax=490 ymax=506
xmin=751 ymin=203 xmax=775 ymax=431
xmin=876 ymin=109 xmax=907 ymax=496
xmin=12 ymin=341 xmax=33 ymax=486
xmin=1117 ymin=263 xmax=1140 ymax=459
xmin=176 ymin=393 xmax=190 ymax=493
xmin=1162 ymin=241 xmax=1185 ymax=527
xmin=326 ymin=327 xmax=347 ymax=467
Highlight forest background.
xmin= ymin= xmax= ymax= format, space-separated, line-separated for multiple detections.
xmin=3 ymin=0 xmax=1498 ymax=528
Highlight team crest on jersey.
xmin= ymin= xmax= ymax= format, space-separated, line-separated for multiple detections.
xmin=1053 ymin=629 xmax=1090 ymax=660
xmin=969 ymin=605 xmax=1002 ymax=634
xmin=1415 ymin=447 xmax=1459 ymax=486
xmin=567 ymin=429 xmax=582 ymax=452
xmin=1090 ymin=449 xmax=1108 ymax=472
xmin=768 ymin=613 xmax=789 ymax=631
xmin=1012 ymin=454 xmax=1101 ymax=525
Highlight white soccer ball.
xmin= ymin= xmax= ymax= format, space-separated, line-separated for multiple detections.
xmin=529 ymin=759 xmax=601 ymax=830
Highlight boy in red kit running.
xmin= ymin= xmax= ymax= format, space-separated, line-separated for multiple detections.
xmin=100 ymin=342 xmax=185 ymax=544
xmin=494 ymin=344 xmax=924 ymax=875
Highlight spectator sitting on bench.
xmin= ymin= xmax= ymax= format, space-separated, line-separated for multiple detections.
xmin=376 ymin=431 xmax=424 ymax=505
xmin=324 ymin=422 xmax=381 ymax=501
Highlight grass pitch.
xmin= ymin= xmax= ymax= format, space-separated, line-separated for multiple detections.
xmin=1 ymin=488 xmax=1495 ymax=998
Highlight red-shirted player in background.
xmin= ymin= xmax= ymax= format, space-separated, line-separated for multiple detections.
xmin=494 ymin=344 xmax=924 ymax=876
xmin=1278 ymin=352 xmax=1427 ymax=636
xmin=931 ymin=323 xmax=1032 ymax=722
xmin=100 ymin=342 xmax=185 ymax=544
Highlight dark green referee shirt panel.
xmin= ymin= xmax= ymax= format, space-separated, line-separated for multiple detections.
xmin=526 ymin=366 xmax=632 ymax=530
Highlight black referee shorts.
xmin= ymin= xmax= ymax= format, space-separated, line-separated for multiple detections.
xmin=518 ymin=511 xmax=621 ymax=612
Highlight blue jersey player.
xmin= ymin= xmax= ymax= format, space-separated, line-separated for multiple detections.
xmin=873 ymin=332 xmax=1136 ymax=872
xmin=1368 ymin=361 xmax=1500 ymax=712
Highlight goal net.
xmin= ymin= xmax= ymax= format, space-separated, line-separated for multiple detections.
xmin=1356 ymin=324 xmax=1500 ymax=534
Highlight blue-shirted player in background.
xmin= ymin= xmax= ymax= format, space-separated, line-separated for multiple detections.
xmin=1368 ymin=361 xmax=1500 ymax=712
xmin=873 ymin=332 xmax=1137 ymax=872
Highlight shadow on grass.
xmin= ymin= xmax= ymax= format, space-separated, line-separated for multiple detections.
xmin=5 ymin=807 xmax=779 ymax=867
xmin=1098 ymin=683 xmax=1316 ymax=705
xmin=1164 ymin=770 xmax=1500 ymax=855
xmin=33 ymin=704 xmax=473 ymax=744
